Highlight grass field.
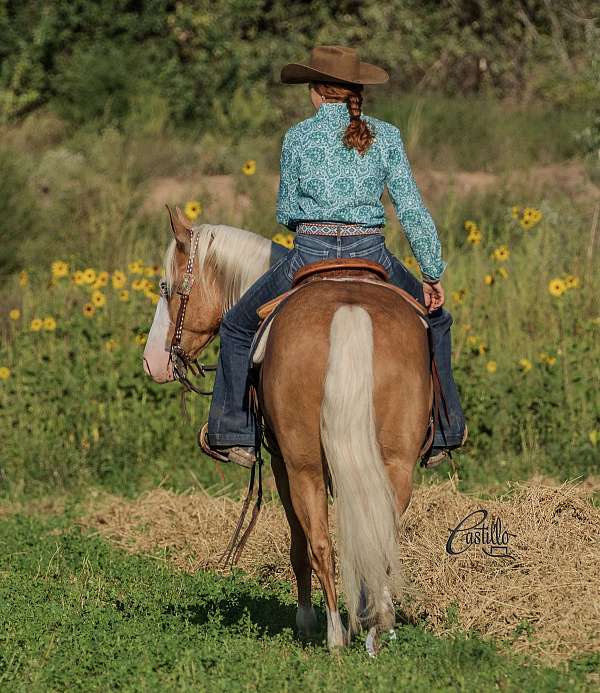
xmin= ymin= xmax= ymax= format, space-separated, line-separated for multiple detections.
xmin=1 ymin=93 xmax=599 ymax=689
xmin=2 ymin=505 xmax=599 ymax=692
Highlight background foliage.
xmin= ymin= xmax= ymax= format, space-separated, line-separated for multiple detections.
xmin=1 ymin=0 xmax=600 ymax=133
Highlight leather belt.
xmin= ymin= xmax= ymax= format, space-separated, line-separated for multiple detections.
xmin=296 ymin=222 xmax=382 ymax=237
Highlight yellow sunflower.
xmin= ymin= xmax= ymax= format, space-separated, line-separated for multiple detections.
xmin=72 ymin=271 xmax=85 ymax=286
xmin=463 ymin=220 xmax=477 ymax=233
xmin=565 ymin=275 xmax=580 ymax=289
xmin=112 ymin=271 xmax=127 ymax=289
xmin=548 ymin=278 xmax=566 ymax=297
xmin=104 ymin=339 xmax=119 ymax=352
xmin=131 ymin=279 xmax=144 ymax=291
xmin=119 ymin=289 xmax=130 ymax=302
xmin=467 ymin=230 xmax=482 ymax=245
xmin=518 ymin=358 xmax=533 ymax=373
xmin=83 ymin=303 xmax=96 ymax=318
xmin=82 ymin=268 xmax=97 ymax=285
xmin=128 ymin=261 xmax=143 ymax=275
xmin=486 ymin=361 xmax=497 ymax=374
xmin=147 ymin=292 xmax=160 ymax=305
xmin=496 ymin=267 xmax=509 ymax=279
xmin=520 ymin=217 xmax=533 ymax=230
xmin=242 ymin=160 xmax=257 ymax=176
xmin=51 ymin=261 xmax=70 ymax=279
xmin=184 ymin=200 xmax=202 ymax=221
xmin=91 ymin=290 xmax=106 ymax=307
xmin=19 ymin=271 xmax=28 ymax=287
xmin=511 ymin=206 xmax=520 ymax=219
xmin=492 ymin=245 xmax=509 ymax=262
xmin=0 ymin=366 xmax=10 ymax=380
xmin=483 ymin=274 xmax=494 ymax=286
xmin=272 ymin=232 xmax=287 ymax=246
xmin=134 ymin=333 xmax=147 ymax=346
xmin=30 ymin=318 xmax=43 ymax=331
xmin=43 ymin=317 xmax=57 ymax=331
xmin=545 ymin=355 xmax=556 ymax=366
xmin=281 ymin=234 xmax=295 ymax=249
xmin=9 ymin=308 xmax=20 ymax=320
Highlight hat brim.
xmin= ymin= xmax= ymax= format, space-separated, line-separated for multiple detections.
xmin=280 ymin=61 xmax=389 ymax=86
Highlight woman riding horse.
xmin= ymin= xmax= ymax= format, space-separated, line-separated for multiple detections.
xmin=204 ymin=45 xmax=467 ymax=468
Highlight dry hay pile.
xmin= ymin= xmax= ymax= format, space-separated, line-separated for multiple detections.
xmin=83 ymin=480 xmax=600 ymax=663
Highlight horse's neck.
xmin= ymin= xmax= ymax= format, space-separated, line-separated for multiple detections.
xmin=207 ymin=226 xmax=272 ymax=310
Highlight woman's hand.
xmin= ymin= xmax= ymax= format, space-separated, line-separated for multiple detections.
xmin=423 ymin=281 xmax=445 ymax=313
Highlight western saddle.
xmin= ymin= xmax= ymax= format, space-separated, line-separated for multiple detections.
xmin=257 ymin=258 xmax=427 ymax=321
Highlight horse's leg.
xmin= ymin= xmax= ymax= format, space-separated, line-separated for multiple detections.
xmin=270 ymin=452 xmax=317 ymax=638
xmin=286 ymin=464 xmax=346 ymax=651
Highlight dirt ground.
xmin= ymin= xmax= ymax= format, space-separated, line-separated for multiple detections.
xmin=142 ymin=162 xmax=599 ymax=225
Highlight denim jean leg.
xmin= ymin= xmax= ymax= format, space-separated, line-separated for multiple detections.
xmin=427 ymin=309 xmax=465 ymax=446
xmin=207 ymin=254 xmax=293 ymax=447
xmin=386 ymin=251 xmax=465 ymax=447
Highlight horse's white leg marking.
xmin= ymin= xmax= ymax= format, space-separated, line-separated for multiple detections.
xmin=325 ymin=607 xmax=346 ymax=650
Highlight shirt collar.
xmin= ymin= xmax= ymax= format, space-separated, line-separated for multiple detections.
xmin=314 ymin=102 xmax=349 ymax=124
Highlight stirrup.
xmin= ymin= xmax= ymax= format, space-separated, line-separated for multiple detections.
xmin=422 ymin=425 xmax=468 ymax=470
xmin=198 ymin=424 xmax=256 ymax=469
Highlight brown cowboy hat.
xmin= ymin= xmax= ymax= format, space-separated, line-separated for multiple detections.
xmin=281 ymin=46 xmax=389 ymax=86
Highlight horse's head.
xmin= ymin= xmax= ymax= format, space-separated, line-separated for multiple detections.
xmin=143 ymin=207 xmax=272 ymax=385
xmin=143 ymin=206 xmax=223 ymax=384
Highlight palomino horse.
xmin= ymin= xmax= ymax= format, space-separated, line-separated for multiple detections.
xmin=144 ymin=209 xmax=431 ymax=653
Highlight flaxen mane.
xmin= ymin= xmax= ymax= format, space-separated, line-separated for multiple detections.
xmin=165 ymin=223 xmax=271 ymax=310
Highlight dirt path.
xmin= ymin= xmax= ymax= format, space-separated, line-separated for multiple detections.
xmin=142 ymin=162 xmax=599 ymax=224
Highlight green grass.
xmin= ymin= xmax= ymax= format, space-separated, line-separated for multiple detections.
xmin=1 ymin=509 xmax=598 ymax=692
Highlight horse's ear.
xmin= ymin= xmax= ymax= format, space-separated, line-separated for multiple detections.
xmin=166 ymin=205 xmax=191 ymax=248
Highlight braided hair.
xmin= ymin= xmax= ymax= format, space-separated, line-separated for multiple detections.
xmin=312 ymin=82 xmax=375 ymax=156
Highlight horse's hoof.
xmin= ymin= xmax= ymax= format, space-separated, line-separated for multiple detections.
xmin=365 ymin=626 xmax=379 ymax=658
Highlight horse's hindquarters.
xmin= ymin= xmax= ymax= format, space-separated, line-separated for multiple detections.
xmin=259 ymin=280 xmax=431 ymax=463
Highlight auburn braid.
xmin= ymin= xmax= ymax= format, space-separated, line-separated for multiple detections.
xmin=312 ymin=82 xmax=375 ymax=156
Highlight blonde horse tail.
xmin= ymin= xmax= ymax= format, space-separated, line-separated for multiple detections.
xmin=320 ymin=305 xmax=400 ymax=634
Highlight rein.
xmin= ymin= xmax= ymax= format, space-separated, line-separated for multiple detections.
xmin=163 ymin=227 xmax=216 ymax=396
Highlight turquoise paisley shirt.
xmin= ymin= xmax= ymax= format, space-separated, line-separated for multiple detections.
xmin=276 ymin=102 xmax=446 ymax=280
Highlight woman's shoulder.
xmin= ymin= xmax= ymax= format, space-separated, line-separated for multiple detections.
xmin=284 ymin=114 xmax=318 ymax=138
xmin=364 ymin=115 xmax=403 ymax=144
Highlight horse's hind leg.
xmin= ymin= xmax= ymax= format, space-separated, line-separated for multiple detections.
xmin=270 ymin=453 xmax=317 ymax=638
xmin=285 ymin=461 xmax=346 ymax=651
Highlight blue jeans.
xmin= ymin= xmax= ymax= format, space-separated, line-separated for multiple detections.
xmin=207 ymin=234 xmax=465 ymax=448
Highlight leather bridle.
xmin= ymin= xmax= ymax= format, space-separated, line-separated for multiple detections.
xmin=162 ymin=227 xmax=216 ymax=396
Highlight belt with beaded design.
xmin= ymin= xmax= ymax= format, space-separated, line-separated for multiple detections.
xmin=296 ymin=222 xmax=382 ymax=237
